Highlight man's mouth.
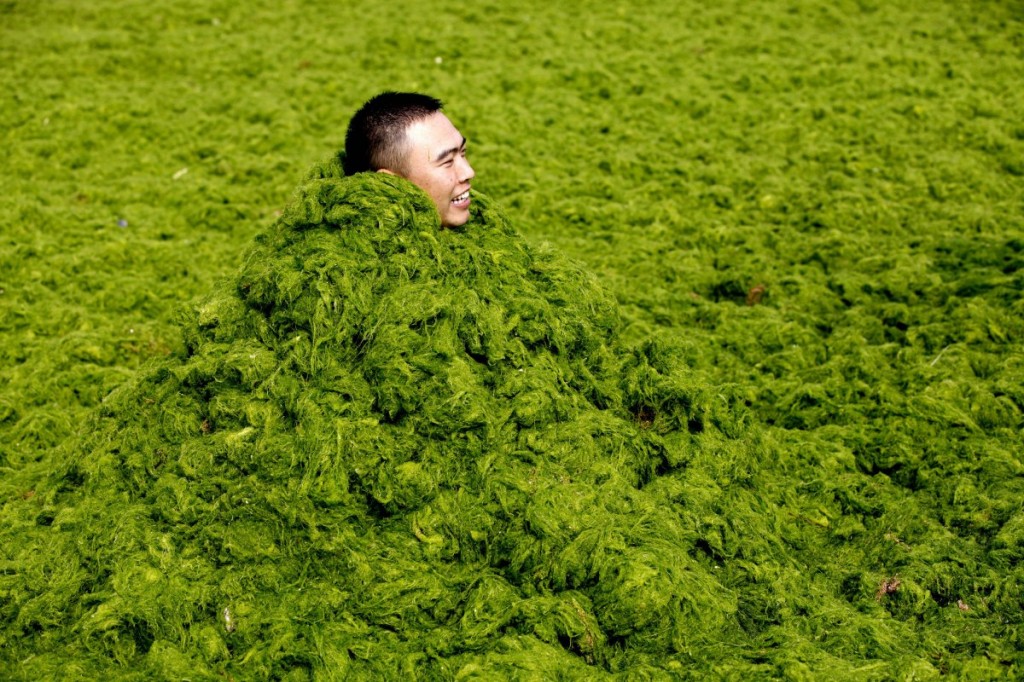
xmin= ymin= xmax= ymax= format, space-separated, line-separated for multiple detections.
xmin=451 ymin=189 xmax=471 ymax=208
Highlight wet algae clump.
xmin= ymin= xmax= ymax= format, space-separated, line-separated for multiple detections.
xmin=3 ymin=160 xmax=756 ymax=678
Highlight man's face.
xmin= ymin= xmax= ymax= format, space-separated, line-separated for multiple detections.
xmin=390 ymin=111 xmax=475 ymax=228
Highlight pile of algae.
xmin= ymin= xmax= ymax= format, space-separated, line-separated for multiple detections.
xmin=0 ymin=159 xmax=992 ymax=679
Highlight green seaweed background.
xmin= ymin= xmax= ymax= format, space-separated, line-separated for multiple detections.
xmin=1 ymin=0 xmax=1022 ymax=678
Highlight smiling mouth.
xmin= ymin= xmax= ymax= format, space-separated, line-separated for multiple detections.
xmin=451 ymin=189 xmax=471 ymax=207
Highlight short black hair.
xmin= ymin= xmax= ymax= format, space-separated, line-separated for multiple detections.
xmin=343 ymin=91 xmax=444 ymax=176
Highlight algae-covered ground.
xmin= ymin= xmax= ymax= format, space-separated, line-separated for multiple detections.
xmin=2 ymin=0 xmax=1023 ymax=679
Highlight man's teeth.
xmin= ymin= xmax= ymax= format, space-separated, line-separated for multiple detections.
xmin=452 ymin=190 xmax=470 ymax=203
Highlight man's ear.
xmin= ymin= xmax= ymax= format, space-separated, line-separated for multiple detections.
xmin=377 ymin=168 xmax=397 ymax=176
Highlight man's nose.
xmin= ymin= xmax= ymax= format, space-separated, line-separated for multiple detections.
xmin=459 ymin=157 xmax=475 ymax=182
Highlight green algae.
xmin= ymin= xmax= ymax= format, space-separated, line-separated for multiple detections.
xmin=2 ymin=0 xmax=1023 ymax=678
xmin=2 ymin=165 xmax=756 ymax=678
xmin=3 ymin=158 xmax=1018 ymax=679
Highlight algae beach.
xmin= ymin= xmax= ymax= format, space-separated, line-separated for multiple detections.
xmin=1 ymin=0 xmax=1022 ymax=678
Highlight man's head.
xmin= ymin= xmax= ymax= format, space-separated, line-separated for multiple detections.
xmin=344 ymin=91 xmax=475 ymax=227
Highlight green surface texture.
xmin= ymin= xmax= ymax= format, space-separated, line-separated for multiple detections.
xmin=1 ymin=0 xmax=1022 ymax=678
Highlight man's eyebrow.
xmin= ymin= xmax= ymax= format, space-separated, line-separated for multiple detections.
xmin=433 ymin=137 xmax=467 ymax=163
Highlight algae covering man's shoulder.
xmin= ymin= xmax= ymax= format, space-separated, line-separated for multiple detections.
xmin=3 ymin=154 xmax=737 ymax=679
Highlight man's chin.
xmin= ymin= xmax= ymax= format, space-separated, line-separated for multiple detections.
xmin=441 ymin=208 xmax=471 ymax=228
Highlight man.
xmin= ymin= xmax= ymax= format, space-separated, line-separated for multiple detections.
xmin=343 ymin=92 xmax=476 ymax=228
